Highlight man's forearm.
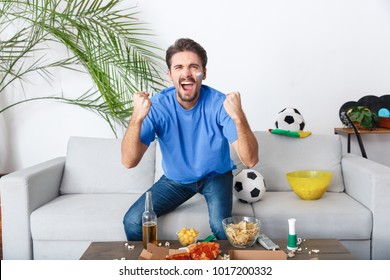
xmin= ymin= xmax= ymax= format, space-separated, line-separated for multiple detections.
xmin=121 ymin=117 xmax=148 ymax=169
xmin=234 ymin=114 xmax=259 ymax=168
xmin=223 ymin=91 xmax=258 ymax=167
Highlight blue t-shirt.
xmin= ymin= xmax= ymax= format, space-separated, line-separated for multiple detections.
xmin=140 ymin=85 xmax=238 ymax=183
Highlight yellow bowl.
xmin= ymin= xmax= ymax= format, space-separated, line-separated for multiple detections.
xmin=286 ymin=170 xmax=332 ymax=200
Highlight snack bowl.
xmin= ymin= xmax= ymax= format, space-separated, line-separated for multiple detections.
xmin=177 ymin=227 xmax=199 ymax=247
xmin=222 ymin=216 xmax=261 ymax=248
xmin=286 ymin=170 xmax=332 ymax=200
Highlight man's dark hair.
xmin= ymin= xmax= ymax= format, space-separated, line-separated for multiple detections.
xmin=166 ymin=38 xmax=208 ymax=70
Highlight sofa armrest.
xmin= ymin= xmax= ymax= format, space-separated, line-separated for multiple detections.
xmin=341 ymin=153 xmax=390 ymax=260
xmin=0 ymin=157 xmax=65 ymax=259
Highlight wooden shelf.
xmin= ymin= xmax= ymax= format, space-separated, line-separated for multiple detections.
xmin=334 ymin=127 xmax=390 ymax=135
xmin=334 ymin=127 xmax=390 ymax=158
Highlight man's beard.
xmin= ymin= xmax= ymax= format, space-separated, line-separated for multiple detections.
xmin=177 ymin=76 xmax=199 ymax=103
xmin=177 ymin=88 xmax=199 ymax=103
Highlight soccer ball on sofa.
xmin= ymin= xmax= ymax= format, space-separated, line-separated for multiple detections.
xmin=275 ymin=107 xmax=305 ymax=132
xmin=233 ymin=169 xmax=266 ymax=203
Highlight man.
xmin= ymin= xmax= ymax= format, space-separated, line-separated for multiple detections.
xmin=122 ymin=38 xmax=258 ymax=240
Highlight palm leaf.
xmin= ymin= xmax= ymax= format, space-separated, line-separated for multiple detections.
xmin=0 ymin=0 xmax=166 ymax=134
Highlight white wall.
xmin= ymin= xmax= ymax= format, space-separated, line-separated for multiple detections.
xmin=1 ymin=0 xmax=390 ymax=173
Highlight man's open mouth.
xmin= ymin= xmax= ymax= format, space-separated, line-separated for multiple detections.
xmin=181 ymin=81 xmax=194 ymax=91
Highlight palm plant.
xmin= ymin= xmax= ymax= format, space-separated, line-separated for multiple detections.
xmin=0 ymin=0 xmax=166 ymax=135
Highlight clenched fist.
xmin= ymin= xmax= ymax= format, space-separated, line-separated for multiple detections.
xmin=132 ymin=91 xmax=151 ymax=122
xmin=224 ymin=91 xmax=244 ymax=121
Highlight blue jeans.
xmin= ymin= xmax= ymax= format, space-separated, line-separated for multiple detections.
xmin=123 ymin=171 xmax=233 ymax=241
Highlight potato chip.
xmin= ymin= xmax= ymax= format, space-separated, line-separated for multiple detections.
xmin=225 ymin=221 xmax=260 ymax=246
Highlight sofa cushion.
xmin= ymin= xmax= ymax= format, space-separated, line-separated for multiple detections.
xmin=31 ymin=192 xmax=370 ymax=250
xmin=251 ymin=192 xmax=372 ymax=240
xmin=158 ymin=194 xmax=254 ymax=240
xmin=31 ymin=194 xmax=132 ymax=241
xmin=231 ymin=131 xmax=344 ymax=192
xmin=60 ymin=137 xmax=156 ymax=194
xmin=30 ymin=193 xmax=254 ymax=242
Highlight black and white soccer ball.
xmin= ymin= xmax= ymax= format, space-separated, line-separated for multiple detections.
xmin=233 ymin=169 xmax=266 ymax=203
xmin=275 ymin=107 xmax=305 ymax=132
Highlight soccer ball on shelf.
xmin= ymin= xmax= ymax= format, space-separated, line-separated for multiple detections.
xmin=233 ymin=169 xmax=266 ymax=203
xmin=275 ymin=107 xmax=305 ymax=132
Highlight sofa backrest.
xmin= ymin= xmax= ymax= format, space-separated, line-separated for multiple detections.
xmin=230 ymin=131 xmax=344 ymax=192
xmin=60 ymin=132 xmax=344 ymax=194
xmin=60 ymin=136 xmax=156 ymax=194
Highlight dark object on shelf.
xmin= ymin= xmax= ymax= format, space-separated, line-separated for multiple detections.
xmin=339 ymin=101 xmax=358 ymax=126
xmin=358 ymin=95 xmax=380 ymax=106
xmin=380 ymin=94 xmax=390 ymax=103
xmin=339 ymin=94 xmax=390 ymax=129
xmin=340 ymin=112 xmax=367 ymax=158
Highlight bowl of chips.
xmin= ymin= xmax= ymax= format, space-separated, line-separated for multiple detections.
xmin=222 ymin=216 xmax=261 ymax=248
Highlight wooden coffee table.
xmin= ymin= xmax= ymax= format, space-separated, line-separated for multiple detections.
xmin=80 ymin=239 xmax=355 ymax=260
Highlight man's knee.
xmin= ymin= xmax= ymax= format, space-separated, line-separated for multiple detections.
xmin=123 ymin=209 xmax=142 ymax=241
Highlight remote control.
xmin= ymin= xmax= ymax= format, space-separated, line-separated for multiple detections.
xmin=258 ymin=234 xmax=280 ymax=250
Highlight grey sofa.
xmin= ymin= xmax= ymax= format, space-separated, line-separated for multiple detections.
xmin=1 ymin=131 xmax=389 ymax=260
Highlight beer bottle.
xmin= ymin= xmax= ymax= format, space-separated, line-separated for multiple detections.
xmin=142 ymin=191 xmax=158 ymax=249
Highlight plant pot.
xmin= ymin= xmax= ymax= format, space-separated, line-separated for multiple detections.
xmin=378 ymin=117 xmax=390 ymax=129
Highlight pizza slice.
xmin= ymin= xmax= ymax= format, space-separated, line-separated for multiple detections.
xmin=188 ymin=242 xmax=220 ymax=260
xmin=164 ymin=252 xmax=191 ymax=260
